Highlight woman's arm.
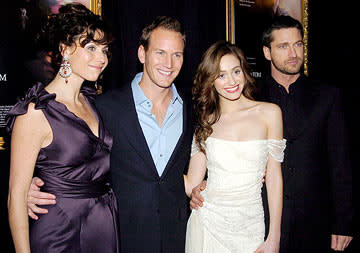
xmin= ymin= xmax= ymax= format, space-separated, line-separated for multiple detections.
xmin=184 ymin=150 xmax=207 ymax=197
xmin=8 ymin=103 xmax=50 ymax=252
xmin=257 ymin=103 xmax=283 ymax=253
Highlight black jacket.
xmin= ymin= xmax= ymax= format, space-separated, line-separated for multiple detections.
xmin=258 ymin=75 xmax=353 ymax=251
xmin=96 ymin=84 xmax=193 ymax=253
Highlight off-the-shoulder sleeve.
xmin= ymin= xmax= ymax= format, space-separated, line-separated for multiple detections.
xmin=268 ymin=139 xmax=286 ymax=162
xmin=6 ymin=82 xmax=55 ymax=133
xmin=191 ymin=135 xmax=205 ymax=157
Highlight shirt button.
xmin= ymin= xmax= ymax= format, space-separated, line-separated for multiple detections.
xmin=160 ymin=154 xmax=163 ymax=157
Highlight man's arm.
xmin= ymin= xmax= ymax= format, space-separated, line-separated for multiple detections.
xmin=327 ymin=87 xmax=353 ymax=251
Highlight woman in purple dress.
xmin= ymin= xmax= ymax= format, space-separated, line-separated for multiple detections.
xmin=6 ymin=3 xmax=120 ymax=252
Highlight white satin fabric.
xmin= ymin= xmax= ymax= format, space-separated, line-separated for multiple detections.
xmin=186 ymin=137 xmax=286 ymax=253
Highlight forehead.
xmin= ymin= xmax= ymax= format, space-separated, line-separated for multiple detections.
xmin=271 ymin=28 xmax=302 ymax=44
xmin=148 ymin=28 xmax=184 ymax=51
xmin=219 ymin=54 xmax=240 ymax=70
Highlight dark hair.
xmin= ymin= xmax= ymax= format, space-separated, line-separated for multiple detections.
xmin=262 ymin=15 xmax=303 ymax=48
xmin=140 ymin=16 xmax=185 ymax=51
xmin=39 ymin=3 xmax=113 ymax=71
xmin=192 ymin=41 xmax=256 ymax=153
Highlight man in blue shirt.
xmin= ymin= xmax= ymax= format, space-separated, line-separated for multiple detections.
xmin=27 ymin=16 xmax=194 ymax=253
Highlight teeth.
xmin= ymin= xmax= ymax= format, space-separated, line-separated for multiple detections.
xmin=158 ymin=70 xmax=171 ymax=76
xmin=225 ymin=86 xmax=238 ymax=92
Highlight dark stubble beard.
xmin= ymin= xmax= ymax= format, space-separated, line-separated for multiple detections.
xmin=272 ymin=57 xmax=304 ymax=75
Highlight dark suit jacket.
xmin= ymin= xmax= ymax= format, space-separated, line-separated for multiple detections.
xmin=96 ymin=84 xmax=193 ymax=253
xmin=258 ymin=75 xmax=353 ymax=251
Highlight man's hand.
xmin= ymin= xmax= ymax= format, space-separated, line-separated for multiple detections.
xmin=27 ymin=177 xmax=56 ymax=220
xmin=331 ymin=234 xmax=353 ymax=251
xmin=189 ymin=180 xmax=206 ymax=210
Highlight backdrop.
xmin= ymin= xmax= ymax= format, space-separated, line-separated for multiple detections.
xmin=0 ymin=0 xmax=358 ymax=252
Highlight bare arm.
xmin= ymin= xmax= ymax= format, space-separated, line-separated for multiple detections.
xmin=8 ymin=104 xmax=50 ymax=252
xmin=184 ymin=151 xmax=207 ymax=197
xmin=256 ymin=104 xmax=283 ymax=253
xmin=265 ymin=104 xmax=283 ymax=250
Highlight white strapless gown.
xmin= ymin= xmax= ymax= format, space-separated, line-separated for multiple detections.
xmin=185 ymin=137 xmax=286 ymax=253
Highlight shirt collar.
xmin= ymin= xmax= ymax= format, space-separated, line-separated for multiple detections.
xmin=131 ymin=72 xmax=183 ymax=106
xmin=266 ymin=73 xmax=305 ymax=94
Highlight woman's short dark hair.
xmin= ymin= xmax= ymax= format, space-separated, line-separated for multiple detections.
xmin=40 ymin=3 xmax=113 ymax=71
xmin=139 ymin=16 xmax=186 ymax=51
xmin=262 ymin=15 xmax=303 ymax=48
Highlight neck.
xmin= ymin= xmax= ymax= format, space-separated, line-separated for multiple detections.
xmin=271 ymin=69 xmax=300 ymax=93
xmin=46 ymin=74 xmax=84 ymax=103
xmin=139 ymin=78 xmax=173 ymax=106
xmin=219 ymin=95 xmax=248 ymax=114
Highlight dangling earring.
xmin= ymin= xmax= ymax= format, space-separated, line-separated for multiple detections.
xmin=59 ymin=55 xmax=72 ymax=84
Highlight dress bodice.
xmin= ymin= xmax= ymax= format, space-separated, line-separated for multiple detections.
xmin=193 ymin=137 xmax=285 ymax=197
xmin=186 ymin=137 xmax=285 ymax=252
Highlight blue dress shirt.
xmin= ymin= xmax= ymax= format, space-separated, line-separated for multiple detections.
xmin=131 ymin=72 xmax=183 ymax=176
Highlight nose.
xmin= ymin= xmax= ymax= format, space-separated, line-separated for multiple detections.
xmin=163 ymin=55 xmax=173 ymax=68
xmin=288 ymin=45 xmax=297 ymax=58
xmin=96 ymin=51 xmax=107 ymax=64
xmin=229 ymin=74 xmax=236 ymax=85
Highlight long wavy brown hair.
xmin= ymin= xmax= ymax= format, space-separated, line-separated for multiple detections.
xmin=192 ymin=41 xmax=256 ymax=154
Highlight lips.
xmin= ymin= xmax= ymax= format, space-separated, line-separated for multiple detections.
xmin=158 ymin=69 xmax=172 ymax=76
xmin=224 ymin=85 xmax=239 ymax=93
xmin=287 ymin=58 xmax=299 ymax=65
xmin=89 ymin=65 xmax=103 ymax=71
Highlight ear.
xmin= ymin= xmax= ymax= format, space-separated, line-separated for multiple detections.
xmin=138 ymin=45 xmax=145 ymax=64
xmin=263 ymin=46 xmax=271 ymax=61
xmin=59 ymin=43 xmax=76 ymax=57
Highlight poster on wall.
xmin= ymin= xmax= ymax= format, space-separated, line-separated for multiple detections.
xmin=0 ymin=0 xmax=101 ymax=151
xmin=39 ymin=0 xmax=101 ymax=15
xmin=226 ymin=0 xmax=308 ymax=79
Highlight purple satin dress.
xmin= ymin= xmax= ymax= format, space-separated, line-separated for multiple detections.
xmin=6 ymin=83 xmax=120 ymax=252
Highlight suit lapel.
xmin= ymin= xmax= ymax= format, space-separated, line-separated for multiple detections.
xmin=160 ymin=93 xmax=192 ymax=179
xmin=289 ymin=83 xmax=319 ymax=140
xmin=116 ymin=85 xmax=158 ymax=177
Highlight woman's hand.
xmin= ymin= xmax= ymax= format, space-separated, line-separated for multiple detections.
xmin=254 ymin=237 xmax=280 ymax=253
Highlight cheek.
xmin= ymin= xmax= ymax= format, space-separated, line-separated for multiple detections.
xmin=237 ymin=73 xmax=245 ymax=83
xmin=175 ymin=58 xmax=183 ymax=69
xmin=296 ymin=48 xmax=304 ymax=58
xmin=213 ymin=80 xmax=224 ymax=93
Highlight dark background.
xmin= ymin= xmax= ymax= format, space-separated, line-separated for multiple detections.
xmin=1 ymin=0 xmax=358 ymax=252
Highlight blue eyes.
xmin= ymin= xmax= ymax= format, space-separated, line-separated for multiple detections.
xmin=278 ymin=42 xmax=304 ymax=49
xmin=156 ymin=51 xmax=182 ymax=58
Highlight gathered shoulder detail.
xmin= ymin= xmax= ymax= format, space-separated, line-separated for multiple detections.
xmin=191 ymin=135 xmax=206 ymax=157
xmin=267 ymin=139 xmax=286 ymax=162
xmin=6 ymin=82 xmax=55 ymax=133
xmin=80 ymin=85 xmax=97 ymax=102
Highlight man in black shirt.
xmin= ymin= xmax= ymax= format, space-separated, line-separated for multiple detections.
xmin=258 ymin=15 xmax=353 ymax=252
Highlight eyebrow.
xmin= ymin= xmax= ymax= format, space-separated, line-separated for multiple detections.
xmin=154 ymin=48 xmax=184 ymax=53
xmin=219 ymin=65 xmax=241 ymax=72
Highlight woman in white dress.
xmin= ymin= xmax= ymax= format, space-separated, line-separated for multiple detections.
xmin=184 ymin=41 xmax=284 ymax=253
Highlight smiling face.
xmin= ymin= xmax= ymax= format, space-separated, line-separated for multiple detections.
xmin=63 ymin=31 xmax=109 ymax=82
xmin=138 ymin=27 xmax=184 ymax=89
xmin=264 ymin=27 xmax=304 ymax=76
xmin=214 ymin=54 xmax=245 ymax=102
